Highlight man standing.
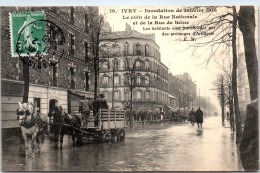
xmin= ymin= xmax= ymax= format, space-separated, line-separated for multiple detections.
xmin=195 ymin=107 xmax=204 ymax=129
xmin=189 ymin=108 xmax=196 ymax=125
xmin=91 ymin=96 xmax=100 ymax=127
xmin=91 ymin=94 xmax=109 ymax=127
xmin=99 ymin=94 xmax=108 ymax=109
xmin=79 ymin=97 xmax=91 ymax=128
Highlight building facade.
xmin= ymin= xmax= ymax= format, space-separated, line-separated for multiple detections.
xmin=99 ymin=24 xmax=169 ymax=113
xmin=1 ymin=7 xmax=97 ymax=130
xmin=168 ymin=72 xmax=197 ymax=110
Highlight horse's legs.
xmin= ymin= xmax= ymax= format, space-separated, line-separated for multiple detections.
xmin=37 ymin=133 xmax=44 ymax=153
xmin=60 ymin=132 xmax=64 ymax=149
xmin=31 ymin=132 xmax=37 ymax=157
xmin=22 ymin=132 xmax=30 ymax=157
xmin=72 ymin=130 xmax=76 ymax=147
xmin=53 ymin=125 xmax=59 ymax=149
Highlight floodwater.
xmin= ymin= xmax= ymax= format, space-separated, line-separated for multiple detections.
xmin=2 ymin=116 xmax=243 ymax=171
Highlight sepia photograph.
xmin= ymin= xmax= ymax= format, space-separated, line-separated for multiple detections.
xmin=1 ymin=5 xmax=259 ymax=172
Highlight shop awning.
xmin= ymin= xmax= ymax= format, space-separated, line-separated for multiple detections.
xmin=167 ymin=105 xmax=175 ymax=110
xmin=68 ymin=90 xmax=94 ymax=99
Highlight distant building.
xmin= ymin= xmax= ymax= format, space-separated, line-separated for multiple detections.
xmin=1 ymin=7 xmax=98 ymax=132
xmin=168 ymin=72 xmax=197 ymax=110
xmin=99 ymin=24 xmax=169 ymax=113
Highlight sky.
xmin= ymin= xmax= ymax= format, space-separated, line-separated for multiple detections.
xmin=99 ymin=6 xmax=233 ymax=107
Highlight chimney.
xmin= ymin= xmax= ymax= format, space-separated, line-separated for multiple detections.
xmin=125 ymin=23 xmax=132 ymax=35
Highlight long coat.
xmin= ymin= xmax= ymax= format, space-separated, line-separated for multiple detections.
xmin=195 ymin=109 xmax=203 ymax=123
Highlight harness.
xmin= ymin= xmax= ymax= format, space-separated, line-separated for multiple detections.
xmin=17 ymin=109 xmax=45 ymax=129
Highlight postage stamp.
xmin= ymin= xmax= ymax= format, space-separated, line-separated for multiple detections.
xmin=10 ymin=11 xmax=66 ymax=69
xmin=10 ymin=11 xmax=46 ymax=57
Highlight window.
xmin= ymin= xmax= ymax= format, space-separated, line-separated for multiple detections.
xmin=125 ymin=91 xmax=130 ymax=101
xmin=69 ymin=33 xmax=75 ymax=57
xmin=114 ymin=60 xmax=120 ymax=70
xmin=103 ymin=76 xmax=109 ymax=86
xmin=51 ymin=65 xmax=57 ymax=86
xmin=103 ymin=91 xmax=109 ymax=101
xmin=114 ymin=75 xmax=120 ymax=86
xmin=85 ymin=72 xmax=89 ymax=91
xmin=114 ymin=91 xmax=120 ymax=101
xmin=85 ymin=13 xmax=89 ymax=32
xmin=84 ymin=42 xmax=89 ymax=62
xmin=50 ymin=29 xmax=57 ymax=51
xmin=145 ymin=44 xmax=149 ymax=56
xmin=145 ymin=60 xmax=149 ymax=70
xmin=136 ymin=43 xmax=141 ymax=55
xmin=70 ymin=67 xmax=75 ymax=89
xmin=137 ymin=91 xmax=142 ymax=100
xmin=124 ymin=43 xmax=129 ymax=55
xmin=145 ymin=90 xmax=150 ymax=101
xmin=136 ymin=60 xmax=141 ymax=70
xmin=145 ymin=75 xmax=150 ymax=86
xmin=33 ymin=98 xmax=41 ymax=113
xmin=124 ymin=74 xmax=130 ymax=86
xmin=103 ymin=61 xmax=109 ymax=71
xmin=136 ymin=75 xmax=141 ymax=86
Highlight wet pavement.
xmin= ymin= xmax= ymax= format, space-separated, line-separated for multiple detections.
xmin=2 ymin=116 xmax=243 ymax=171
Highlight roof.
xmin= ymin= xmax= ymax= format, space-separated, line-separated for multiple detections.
xmin=101 ymin=30 xmax=159 ymax=48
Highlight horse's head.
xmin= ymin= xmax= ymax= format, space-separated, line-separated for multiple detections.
xmin=17 ymin=101 xmax=34 ymax=125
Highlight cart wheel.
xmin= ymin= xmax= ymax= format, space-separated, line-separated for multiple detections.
xmin=117 ymin=129 xmax=125 ymax=141
xmin=94 ymin=133 xmax=102 ymax=142
xmin=103 ymin=132 xmax=111 ymax=143
xmin=110 ymin=131 xmax=116 ymax=142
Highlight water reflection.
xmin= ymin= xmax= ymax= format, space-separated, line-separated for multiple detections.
xmin=2 ymin=117 xmax=243 ymax=171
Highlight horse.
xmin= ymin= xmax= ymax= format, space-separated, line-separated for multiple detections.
xmin=17 ymin=102 xmax=48 ymax=157
xmin=49 ymin=106 xmax=82 ymax=149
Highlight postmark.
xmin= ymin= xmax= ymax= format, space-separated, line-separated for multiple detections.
xmin=10 ymin=11 xmax=66 ymax=69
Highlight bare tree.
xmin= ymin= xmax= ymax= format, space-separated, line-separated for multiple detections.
xmin=88 ymin=7 xmax=105 ymax=99
xmin=238 ymin=6 xmax=258 ymax=101
xmin=188 ymin=6 xmax=242 ymax=142
xmin=124 ymin=56 xmax=143 ymax=127
xmin=231 ymin=6 xmax=242 ymax=142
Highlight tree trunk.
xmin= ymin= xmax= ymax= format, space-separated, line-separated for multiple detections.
xmin=221 ymin=75 xmax=225 ymax=125
xmin=232 ymin=6 xmax=242 ymax=143
xmin=238 ymin=6 xmax=258 ymax=101
xmin=22 ymin=57 xmax=29 ymax=103
xmin=94 ymin=57 xmax=98 ymax=100
xmin=229 ymin=85 xmax=235 ymax=131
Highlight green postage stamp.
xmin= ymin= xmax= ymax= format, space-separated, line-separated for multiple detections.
xmin=10 ymin=11 xmax=47 ymax=57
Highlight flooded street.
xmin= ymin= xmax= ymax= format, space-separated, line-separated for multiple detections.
xmin=2 ymin=116 xmax=243 ymax=171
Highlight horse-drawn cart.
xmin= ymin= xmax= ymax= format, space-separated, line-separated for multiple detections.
xmin=77 ymin=109 xmax=126 ymax=143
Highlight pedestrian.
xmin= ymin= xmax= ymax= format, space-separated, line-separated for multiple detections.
xmin=226 ymin=111 xmax=230 ymax=120
xmin=160 ymin=111 xmax=164 ymax=120
xmin=99 ymin=94 xmax=108 ymax=109
xmin=188 ymin=108 xmax=196 ymax=125
xmin=133 ymin=111 xmax=137 ymax=121
xmin=91 ymin=96 xmax=100 ymax=127
xmin=79 ymin=97 xmax=91 ymax=128
xmin=195 ymin=107 xmax=204 ymax=129
xmin=48 ymin=103 xmax=62 ymax=149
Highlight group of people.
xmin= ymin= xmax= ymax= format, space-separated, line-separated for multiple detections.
xmin=79 ymin=94 xmax=108 ymax=128
xmin=125 ymin=110 xmax=164 ymax=124
xmin=188 ymin=107 xmax=204 ymax=129
xmin=79 ymin=94 xmax=204 ymax=129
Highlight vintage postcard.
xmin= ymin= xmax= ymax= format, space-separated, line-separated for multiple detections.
xmin=1 ymin=6 xmax=259 ymax=171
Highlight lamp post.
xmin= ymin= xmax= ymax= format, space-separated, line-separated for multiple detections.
xmin=110 ymin=42 xmax=119 ymax=109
